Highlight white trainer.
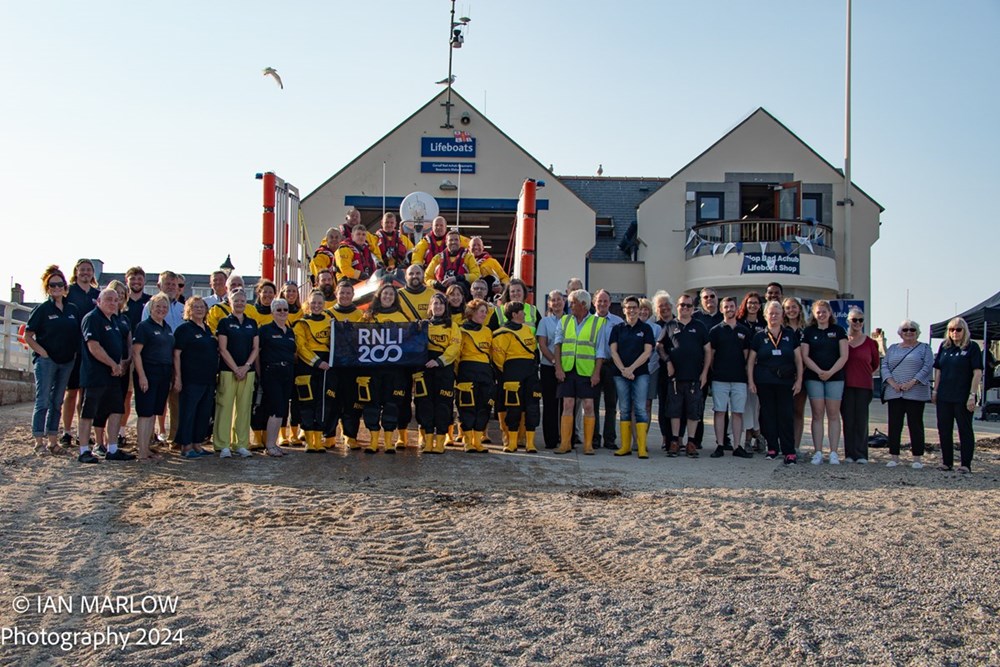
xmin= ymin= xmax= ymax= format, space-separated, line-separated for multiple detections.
xmin=811 ymin=451 xmax=824 ymax=465
xmin=219 ymin=448 xmax=232 ymax=458
xmin=886 ymin=460 xmax=898 ymax=468
xmin=911 ymin=461 xmax=924 ymax=469
xmin=856 ymin=458 xmax=868 ymax=465
xmin=829 ymin=451 xmax=841 ymax=465
xmin=236 ymin=447 xmax=252 ymax=458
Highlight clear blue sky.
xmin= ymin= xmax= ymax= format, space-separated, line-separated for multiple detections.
xmin=3 ymin=0 xmax=998 ymax=338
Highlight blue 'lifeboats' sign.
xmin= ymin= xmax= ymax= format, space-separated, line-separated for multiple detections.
xmin=421 ymin=136 xmax=477 ymax=157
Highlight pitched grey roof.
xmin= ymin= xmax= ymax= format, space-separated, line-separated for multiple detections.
xmin=557 ymin=177 xmax=669 ymax=261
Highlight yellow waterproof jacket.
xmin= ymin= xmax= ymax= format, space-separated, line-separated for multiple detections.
xmin=397 ymin=286 xmax=435 ymax=322
xmin=294 ymin=312 xmax=332 ymax=367
xmin=458 ymin=322 xmax=493 ymax=367
xmin=491 ymin=322 xmax=538 ymax=371
xmin=206 ymin=302 xmax=233 ymax=334
xmin=427 ymin=318 xmax=461 ymax=368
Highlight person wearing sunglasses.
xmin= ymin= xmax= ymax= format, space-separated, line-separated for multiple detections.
xmin=256 ymin=298 xmax=296 ymax=457
xmin=932 ymin=318 xmax=983 ymax=473
xmin=658 ymin=294 xmax=711 ymax=458
xmin=880 ymin=320 xmax=934 ymax=468
xmin=24 ymin=265 xmax=82 ymax=455
xmin=840 ymin=308 xmax=880 ymax=463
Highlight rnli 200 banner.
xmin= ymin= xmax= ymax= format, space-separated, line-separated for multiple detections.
xmin=740 ymin=253 xmax=800 ymax=275
xmin=329 ymin=321 xmax=429 ymax=367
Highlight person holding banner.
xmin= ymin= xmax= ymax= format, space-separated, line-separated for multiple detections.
xmin=416 ymin=293 xmax=461 ymax=454
xmin=293 ymin=289 xmax=335 ymax=453
xmin=396 ymin=263 xmax=436 ymax=448
xmin=361 ymin=283 xmax=410 ymax=453
xmin=328 ymin=280 xmax=365 ymax=449
xmin=492 ymin=301 xmax=542 ymax=453
xmin=456 ymin=299 xmax=495 ymax=453
xmin=214 ymin=288 xmax=259 ymax=458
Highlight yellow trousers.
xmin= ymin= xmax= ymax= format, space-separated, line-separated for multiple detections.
xmin=214 ymin=370 xmax=255 ymax=450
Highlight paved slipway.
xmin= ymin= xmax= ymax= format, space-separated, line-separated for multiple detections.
xmin=0 ymin=400 xmax=998 ymax=666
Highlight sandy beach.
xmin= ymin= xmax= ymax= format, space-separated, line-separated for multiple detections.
xmin=1 ymin=399 xmax=998 ymax=666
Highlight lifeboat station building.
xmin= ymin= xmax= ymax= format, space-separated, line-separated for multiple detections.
xmin=301 ymin=89 xmax=882 ymax=308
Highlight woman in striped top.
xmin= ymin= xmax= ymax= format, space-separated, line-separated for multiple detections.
xmin=880 ymin=319 xmax=935 ymax=468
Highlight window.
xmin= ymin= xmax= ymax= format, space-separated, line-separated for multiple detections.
xmin=696 ymin=193 xmax=724 ymax=223
xmin=802 ymin=194 xmax=822 ymax=223
xmin=596 ymin=216 xmax=615 ymax=238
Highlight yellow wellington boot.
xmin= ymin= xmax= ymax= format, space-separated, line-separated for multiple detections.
xmin=295 ymin=429 xmax=307 ymax=445
xmin=365 ymin=431 xmax=379 ymax=453
xmin=636 ymin=422 xmax=649 ymax=459
xmin=420 ymin=429 xmax=433 ymax=453
xmin=249 ymin=429 xmax=266 ymax=451
xmin=475 ymin=431 xmax=489 ymax=453
xmin=347 ymin=437 xmax=361 ymax=450
xmin=383 ymin=430 xmax=396 ymax=454
xmin=434 ymin=434 xmax=446 ymax=454
xmin=323 ymin=435 xmax=337 ymax=449
xmin=503 ymin=419 xmax=518 ymax=452
xmin=615 ymin=422 xmax=633 ymax=456
xmin=278 ymin=426 xmax=292 ymax=446
xmin=465 ymin=429 xmax=477 ymax=453
xmin=517 ymin=415 xmax=526 ymax=450
xmin=444 ymin=424 xmax=456 ymax=446
xmin=395 ymin=429 xmax=409 ymax=448
xmin=555 ymin=414 xmax=574 ymax=454
xmin=583 ymin=416 xmax=596 ymax=455
xmin=498 ymin=413 xmax=509 ymax=448
xmin=524 ymin=430 xmax=538 ymax=453
xmin=305 ymin=431 xmax=326 ymax=453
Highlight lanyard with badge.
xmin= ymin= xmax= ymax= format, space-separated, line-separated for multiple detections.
xmin=767 ymin=329 xmax=783 ymax=356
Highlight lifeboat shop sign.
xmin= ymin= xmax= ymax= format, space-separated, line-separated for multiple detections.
xmin=740 ymin=253 xmax=800 ymax=275
xmin=421 ymin=136 xmax=476 ymax=157
xmin=330 ymin=321 xmax=429 ymax=367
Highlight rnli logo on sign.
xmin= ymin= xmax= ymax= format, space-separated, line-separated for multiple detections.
xmin=356 ymin=327 xmax=404 ymax=364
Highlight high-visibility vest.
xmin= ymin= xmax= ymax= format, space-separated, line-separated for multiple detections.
xmin=559 ymin=314 xmax=603 ymax=376
xmin=495 ymin=303 xmax=539 ymax=333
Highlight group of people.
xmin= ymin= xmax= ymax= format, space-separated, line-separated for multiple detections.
xmin=24 ymin=219 xmax=986 ymax=473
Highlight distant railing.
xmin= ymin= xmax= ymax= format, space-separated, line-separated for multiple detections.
xmin=1 ymin=300 xmax=32 ymax=371
xmin=688 ymin=219 xmax=835 ymax=258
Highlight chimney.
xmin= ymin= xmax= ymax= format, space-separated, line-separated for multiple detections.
xmin=11 ymin=282 xmax=24 ymax=304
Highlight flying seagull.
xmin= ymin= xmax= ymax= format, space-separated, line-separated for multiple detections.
xmin=263 ymin=67 xmax=283 ymax=89
xmin=597 ymin=164 xmax=604 ymax=176
xmin=435 ymin=75 xmax=456 ymax=85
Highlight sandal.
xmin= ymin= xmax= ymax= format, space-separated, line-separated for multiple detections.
xmin=266 ymin=444 xmax=285 ymax=457
xmin=46 ymin=443 xmax=69 ymax=456
xmin=936 ymin=464 xmax=953 ymax=471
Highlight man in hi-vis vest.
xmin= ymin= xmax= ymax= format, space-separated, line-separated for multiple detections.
xmin=553 ymin=289 xmax=609 ymax=455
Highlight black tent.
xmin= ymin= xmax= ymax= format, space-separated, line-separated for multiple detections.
xmin=929 ymin=291 xmax=1000 ymax=340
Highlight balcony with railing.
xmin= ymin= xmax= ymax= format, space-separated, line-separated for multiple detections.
xmin=686 ymin=219 xmax=834 ymax=259
xmin=683 ymin=219 xmax=839 ymax=293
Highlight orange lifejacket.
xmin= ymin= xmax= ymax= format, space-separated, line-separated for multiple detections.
xmin=435 ymin=248 xmax=471 ymax=283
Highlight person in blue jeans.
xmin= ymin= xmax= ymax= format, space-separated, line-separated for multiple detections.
xmin=609 ymin=296 xmax=654 ymax=458
xmin=24 ymin=265 xmax=81 ymax=455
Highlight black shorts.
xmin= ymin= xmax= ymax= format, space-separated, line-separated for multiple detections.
xmin=556 ymin=370 xmax=599 ymax=400
xmin=67 ymin=356 xmax=83 ymax=391
xmin=261 ymin=363 xmax=294 ymax=419
xmin=134 ymin=363 xmax=173 ymax=418
xmin=666 ymin=379 xmax=704 ymax=421
xmin=81 ymin=384 xmax=124 ymax=427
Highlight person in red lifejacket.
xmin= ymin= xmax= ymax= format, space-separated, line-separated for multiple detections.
xmin=338 ymin=208 xmax=382 ymax=266
xmin=335 ymin=225 xmax=378 ymax=281
xmin=469 ymin=235 xmax=509 ymax=297
xmin=413 ymin=216 xmax=470 ymax=268
xmin=374 ymin=212 xmax=413 ymax=271
xmin=425 ymin=230 xmax=480 ymax=294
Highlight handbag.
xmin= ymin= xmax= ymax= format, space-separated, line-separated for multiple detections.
xmin=867 ymin=428 xmax=889 ymax=448
xmin=880 ymin=345 xmax=920 ymax=403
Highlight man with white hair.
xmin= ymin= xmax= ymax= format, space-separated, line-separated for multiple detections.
xmin=553 ymin=289 xmax=608 ymax=455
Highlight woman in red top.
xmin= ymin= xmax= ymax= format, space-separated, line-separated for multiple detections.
xmin=840 ymin=307 xmax=880 ymax=463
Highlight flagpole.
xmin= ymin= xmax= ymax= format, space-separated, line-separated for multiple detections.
xmin=382 ymin=161 xmax=387 ymax=217
xmin=842 ymin=0 xmax=854 ymax=298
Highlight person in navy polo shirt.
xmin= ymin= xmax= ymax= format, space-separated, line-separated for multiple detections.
xmin=61 ymin=258 xmax=100 ymax=446
xmin=747 ymin=300 xmax=803 ymax=465
xmin=77 ymin=289 xmax=135 ymax=463
xmin=24 ymin=265 xmax=81 ymax=455
xmin=133 ymin=293 xmax=176 ymax=461
xmin=659 ymin=293 xmax=710 ymax=458
xmin=609 ymin=296 xmax=654 ymax=459
xmin=933 ymin=317 xmax=983 ymax=473
xmin=708 ymin=297 xmax=752 ymax=459
xmin=173 ymin=296 xmax=219 ymax=459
